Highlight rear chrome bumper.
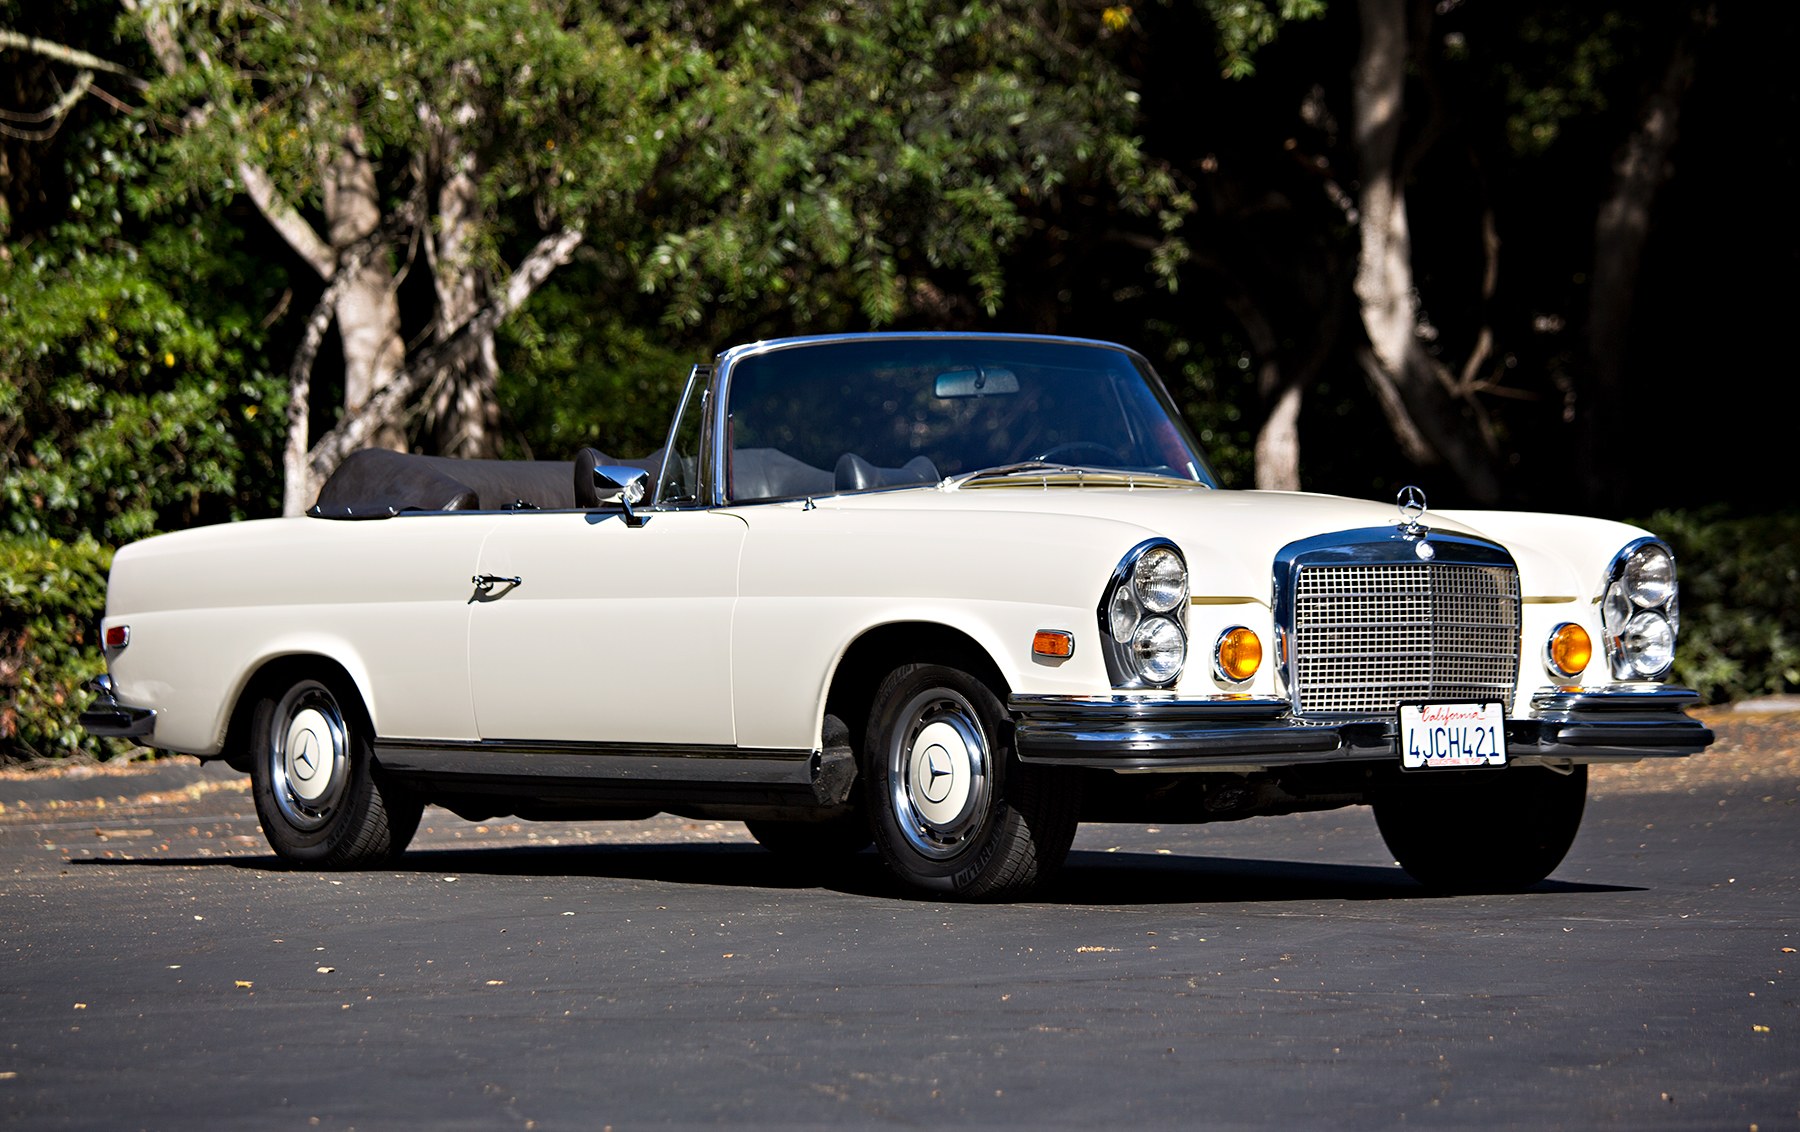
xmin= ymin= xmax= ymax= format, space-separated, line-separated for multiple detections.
xmin=1009 ymin=685 xmax=1714 ymax=771
xmin=79 ymin=675 xmax=157 ymax=740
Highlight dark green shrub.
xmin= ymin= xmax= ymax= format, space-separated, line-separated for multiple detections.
xmin=1646 ymin=509 xmax=1800 ymax=705
xmin=0 ymin=535 xmax=123 ymax=762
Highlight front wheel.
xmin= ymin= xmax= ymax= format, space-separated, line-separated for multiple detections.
xmin=248 ymin=675 xmax=422 ymax=867
xmin=864 ymin=664 xmax=1077 ymax=898
xmin=1373 ymin=764 xmax=1588 ymax=894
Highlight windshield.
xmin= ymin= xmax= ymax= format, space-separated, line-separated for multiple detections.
xmin=720 ymin=337 xmax=1213 ymax=503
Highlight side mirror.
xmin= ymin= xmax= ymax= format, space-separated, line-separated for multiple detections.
xmin=593 ymin=466 xmax=651 ymax=527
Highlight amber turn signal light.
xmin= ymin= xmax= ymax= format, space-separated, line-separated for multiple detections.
xmin=1214 ymin=626 xmax=1262 ymax=682
xmin=1546 ymin=622 xmax=1592 ymax=678
xmin=1033 ymin=630 xmax=1075 ymax=659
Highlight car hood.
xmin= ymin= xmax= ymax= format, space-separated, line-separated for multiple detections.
xmin=804 ymin=480 xmax=1604 ymax=602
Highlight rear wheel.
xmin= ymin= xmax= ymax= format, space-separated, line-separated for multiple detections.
xmin=248 ymin=674 xmax=422 ymax=867
xmin=1373 ymin=764 xmax=1588 ymax=894
xmin=864 ymin=664 xmax=1077 ymax=898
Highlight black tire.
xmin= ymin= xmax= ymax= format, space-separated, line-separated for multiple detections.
xmin=1373 ymin=764 xmax=1588 ymax=894
xmin=247 ymin=674 xmax=422 ymax=867
xmin=744 ymin=812 xmax=872 ymax=859
xmin=864 ymin=664 xmax=1078 ymax=898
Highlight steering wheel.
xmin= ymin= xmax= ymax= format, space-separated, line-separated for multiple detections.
xmin=1031 ymin=441 xmax=1126 ymax=466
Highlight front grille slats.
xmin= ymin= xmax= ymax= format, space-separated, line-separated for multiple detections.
xmin=1291 ymin=561 xmax=1519 ymax=718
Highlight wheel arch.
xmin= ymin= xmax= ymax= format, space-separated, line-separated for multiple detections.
xmin=823 ymin=621 xmax=1012 ymax=755
xmin=220 ymin=652 xmax=373 ymax=773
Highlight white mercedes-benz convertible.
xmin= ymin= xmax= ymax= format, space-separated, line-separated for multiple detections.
xmin=83 ymin=332 xmax=1713 ymax=897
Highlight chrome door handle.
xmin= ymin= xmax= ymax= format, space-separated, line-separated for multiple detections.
xmin=470 ymin=574 xmax=522 ymax=602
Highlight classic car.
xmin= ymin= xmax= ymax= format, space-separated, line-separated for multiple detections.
xmin=82 ymin=332 xmax=1714 ymax=897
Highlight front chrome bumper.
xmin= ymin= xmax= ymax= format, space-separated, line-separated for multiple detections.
xmin=79 ymin=675 xmax=157 ymax=740
xmin=1009 ymin=685 xmax=1714 ymax=771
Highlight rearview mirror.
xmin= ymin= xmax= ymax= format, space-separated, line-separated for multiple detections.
xmin=934 ymin=368 xmax=1019 ymax=398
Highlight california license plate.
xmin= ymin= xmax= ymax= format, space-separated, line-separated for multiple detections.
xmin=1398 ymin=702 xmax=1507 ymax=769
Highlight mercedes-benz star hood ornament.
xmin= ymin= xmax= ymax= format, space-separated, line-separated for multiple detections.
xmin=1396 ymin=484 xmax=1434 ymax=556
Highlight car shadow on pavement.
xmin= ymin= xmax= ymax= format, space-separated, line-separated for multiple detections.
xmin=69 ymin=843 xmax=1641 ymax=905
xmin=1048 ymin=849 xmax=1639 ymax=904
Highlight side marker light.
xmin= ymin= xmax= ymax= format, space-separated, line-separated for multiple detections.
xmin=1033 ymin=630 xmax=1075 ymax=659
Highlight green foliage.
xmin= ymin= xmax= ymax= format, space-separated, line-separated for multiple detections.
xmin=497 ymin=286 xmax=696 ymax=460
xmin=0 ymin=535 xmax=120 ymax=762
xmin=1484 ymin=9 xmax=1634 ymax=155
xmin=1201 ymin=0 xmax=1327 ymax=78
xmin=0 ymin=118 xmax=285 ymax=544
xmin=1647 ymin=509 xmax=1800 ymax=705
xmin=635 ymin=0 xmax=1187 ymax=329
xmin=1 ymin=107 xmax=283 ymax=762
xmin=1141 ymin=321 xmax=1256 ymax=487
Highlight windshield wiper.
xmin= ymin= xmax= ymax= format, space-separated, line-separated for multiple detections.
xmin=944 ymin=462 xmax=1207 ymax=491
xmin=943 ymin=462 xmax=1088 ymax=489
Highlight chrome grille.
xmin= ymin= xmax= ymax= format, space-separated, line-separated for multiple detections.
xmin=1291 ymin=562 xmax=1519 ymax=717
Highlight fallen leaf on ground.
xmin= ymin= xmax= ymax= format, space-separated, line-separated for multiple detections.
xmin=235 ymin=980 xmax=253 ymax=989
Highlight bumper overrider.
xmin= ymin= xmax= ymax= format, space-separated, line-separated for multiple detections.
xmin=1009 ymin=684 xmax=1714 ymax=771
xmin=79 ymin=675 xmax=157 ymax=740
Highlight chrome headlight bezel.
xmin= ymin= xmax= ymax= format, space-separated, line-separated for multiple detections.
xmin=1599 ymin=537 xmax=1679 ymax=680
xmin=1097 ymin=539 xmax=1189 ymax=689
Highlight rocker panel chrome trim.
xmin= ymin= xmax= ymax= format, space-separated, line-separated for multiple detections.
xmin=373 ymin=737 xmax=816 ymax=788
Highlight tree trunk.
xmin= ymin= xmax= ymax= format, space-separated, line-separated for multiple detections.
xmin=1351 ymin=0 xmax=1502 ymax=503
xmin=321 ymin=134 xmax=407 ymax=455
xmin=304 ymin=227 xmax=586 ymax=487
xmin=423 ymin=90 xmax=501 ymax=459
xmin=1582 ymin=21 xmax=1701 ymax=512
xmin=1220 ymin=286 xmax=1305 ymax=492
xmin=1254 ymin=382 xmax=1305 ymax=492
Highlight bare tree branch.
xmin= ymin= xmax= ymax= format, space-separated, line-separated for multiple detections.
xmin=0 ymin=28 xmax=147 ymax=86
xmin=281 ymin=250 xmax=368 ymax=516
xmin=0 ymin=71 xmax=93 ymax=141
xmin=238 ymin=161 xmax=336 ymax=280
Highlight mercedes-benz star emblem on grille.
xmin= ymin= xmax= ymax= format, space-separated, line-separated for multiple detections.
xmin=1396 ymin=484 xmax=1430 ymax=538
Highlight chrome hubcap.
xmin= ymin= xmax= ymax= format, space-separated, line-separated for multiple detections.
xmin=270 ymin=682 xmax=349 ymax=831
xmin=890 ymin=690 xmax=992 ymax=859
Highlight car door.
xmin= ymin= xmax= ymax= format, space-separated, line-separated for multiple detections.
xmin=466 ymin=508 xmax=748 ymax=746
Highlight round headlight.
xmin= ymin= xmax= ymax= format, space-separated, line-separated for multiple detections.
xmin=1131 ymin=616 xmax=1186 ymax=684
xmin=1624 ymin=543 xmax=1675 ymax=608
xmin=1621 ymin=610 xmax=1675 ymax=676
xmin=1601 ymin=582 xmax=1633 ymax=637
xmin=1108 ymin=585 xmax=1139 ymax=643
xmin=1133 ymin=546 xmax=1188 ymax=614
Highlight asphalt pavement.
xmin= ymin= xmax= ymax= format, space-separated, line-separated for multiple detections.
xmin=2 ymin=714 xmax=1796 ymax=1130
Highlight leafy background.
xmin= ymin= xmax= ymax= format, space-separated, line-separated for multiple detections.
xmin=2 ymin=0 xmax=1793 ymax=760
